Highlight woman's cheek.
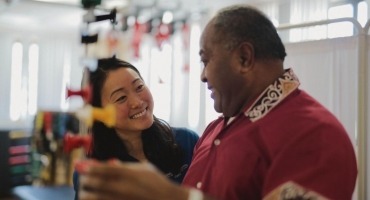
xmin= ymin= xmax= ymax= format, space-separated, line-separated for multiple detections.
xmin=115 ymin=105 xmax=129 ymax=120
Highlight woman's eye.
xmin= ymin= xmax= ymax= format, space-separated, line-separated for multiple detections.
xmin=115 ymin=96 xmax=126 ymax=103
xmin=137 ymin=84 xmax=144 ymax=91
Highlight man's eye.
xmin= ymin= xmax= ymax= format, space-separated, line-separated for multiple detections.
xmin=201 ymin=60 xmax=208 ymax=68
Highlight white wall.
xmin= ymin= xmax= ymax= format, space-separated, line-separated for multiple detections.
xmin=0 ymin=1 xmax=84 ymax=129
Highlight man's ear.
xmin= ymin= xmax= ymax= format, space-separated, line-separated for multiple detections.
xmin=237 ymin=42 xmax=255 ymax=72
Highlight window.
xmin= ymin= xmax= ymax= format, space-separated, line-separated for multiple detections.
xmin=280 ymin=0 xmax=367 ymax=42
xmin=288 ymin=0 xmax=328 ymax=42
xmin=150 ymin=43 xmax=172 ymax=122
xmin=357 ymin=1 xmax=368 ymax=26
xmin=61 ymin=53 xmax=71 ymax=111
xmin=10 ymin=42 xmax=23 ymax=121
xmin=28 ymin=43 xmax=39 ymax=115
xmin=328 ymin=4 xmax=354 ymax=38
xmin=188 ymin=24 xmax=201 ymax=128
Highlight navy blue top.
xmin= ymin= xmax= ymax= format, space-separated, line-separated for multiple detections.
xmin=73 ymin=127 xmax=199 ymax=199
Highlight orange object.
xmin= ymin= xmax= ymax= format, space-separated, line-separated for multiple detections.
xmin=75 ymin=104 xmax=116 ymax=127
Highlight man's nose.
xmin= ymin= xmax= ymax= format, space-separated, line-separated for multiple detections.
xmin=201 ymin=68 xmax=207 ymax=82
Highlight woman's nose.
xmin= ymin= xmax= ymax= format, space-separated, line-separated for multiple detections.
xmin=129 ymin=96 xmax=143 ymax=109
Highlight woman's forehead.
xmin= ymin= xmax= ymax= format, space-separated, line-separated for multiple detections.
xmin=107 ymin=67 xmax=140 ymax=80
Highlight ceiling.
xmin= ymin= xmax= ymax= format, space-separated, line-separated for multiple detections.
xmin=0 ymin=0 xmax=85 ymax=30
xmin=0 ymin=0 xmax=344 ymax=31
xmin=0 ymin=0 xmax=278 ymax=31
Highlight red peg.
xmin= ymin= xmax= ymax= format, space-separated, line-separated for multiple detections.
xmin=131 ymin=21 xmax=147 ymax=59
xmin=182 ymin=23 xmax=190 ymax=49
xmin=63 ymin=132 xmax=92 ymax=154
xmin=75 ymin=159 xmax=100 ymax=174
xmin=66 ymin=84 xmax=92 ymax=103
xmin=43 ymin=112 xmax=53 ymax=139
xmin=182 ymin=23 xmax=190 ymax=73
xmin=106 ymin=30 xmax=119 ymax=56
xmin=155 ymin=23 xmax=171 ymax=50
xmin=75 ymin=159 xmax=120 ymax=174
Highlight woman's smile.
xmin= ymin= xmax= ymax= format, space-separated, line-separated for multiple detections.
xmin=130 ymin=108 xmax=148 ymax=119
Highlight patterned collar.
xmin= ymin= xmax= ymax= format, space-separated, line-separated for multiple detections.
xmin=244 ymin=68 xmax=300 ymax=122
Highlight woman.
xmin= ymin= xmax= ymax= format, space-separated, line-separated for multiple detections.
xmin=73 ymin=57 xmax=199 ymax=198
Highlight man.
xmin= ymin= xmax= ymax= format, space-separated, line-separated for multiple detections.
xmin=78 ymin=5 xmax=357 ymax=200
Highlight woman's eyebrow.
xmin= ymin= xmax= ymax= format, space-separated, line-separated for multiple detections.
xmin=110 ymin=88 xmax=124 ymax=99
xmin=110 ymin=78 xmax=142 ymax=99
xmin=132 ymin=78 xmax=141 ymax=84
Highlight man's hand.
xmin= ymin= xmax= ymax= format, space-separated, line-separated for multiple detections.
xmin=78 ymin=160 xmax=189 ymax=200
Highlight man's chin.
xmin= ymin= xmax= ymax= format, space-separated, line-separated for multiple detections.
xmin=214 ymin=104 xmax=222 ymax=114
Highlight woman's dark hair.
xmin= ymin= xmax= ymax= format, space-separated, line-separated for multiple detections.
xmin=87 ymin=57 xmax=184 ymax=174
xmin=212 ymin=5 xmax=287 ymax=61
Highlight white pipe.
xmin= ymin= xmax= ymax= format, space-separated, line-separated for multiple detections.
xmin=358 ymin=19 xmax=370 ymax=200
xmin=277 ymin=17 xmax=363 ymax=33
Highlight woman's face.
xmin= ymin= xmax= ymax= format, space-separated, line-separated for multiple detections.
xmin=100 ymin=67 xmax=154 ymax=135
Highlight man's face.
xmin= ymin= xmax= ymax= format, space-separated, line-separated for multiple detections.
xmin=199 ymin=24 xmax=246 ymax=117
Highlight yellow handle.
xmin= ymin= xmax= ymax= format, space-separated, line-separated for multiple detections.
xmin=92 ymin=104 xmax=116 ymax=127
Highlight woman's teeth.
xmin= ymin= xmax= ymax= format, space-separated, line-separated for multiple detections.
xmin=131 ymin=109 xmax=146 ymax=119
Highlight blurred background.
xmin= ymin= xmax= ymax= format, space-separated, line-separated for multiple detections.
xmin=0 ymin=0 xmax=369 ymax=199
